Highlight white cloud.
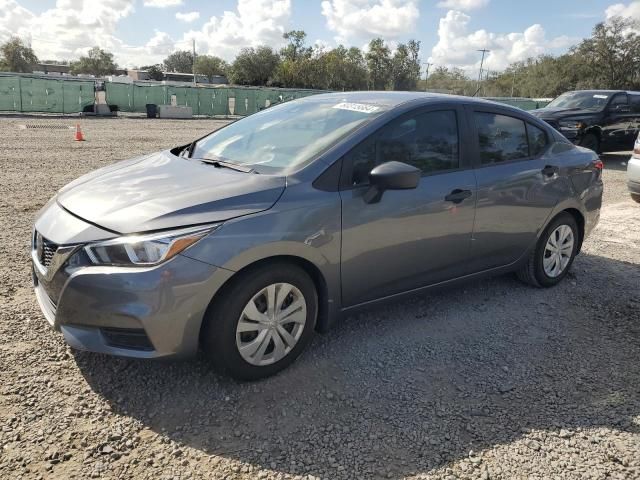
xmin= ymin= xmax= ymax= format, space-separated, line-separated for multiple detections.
xmin=321 ymin=0 xmax=419 ymax=43
xmin=175 ymin=11 xmax=200 ymax=22
xmin=0 ymin=0 xmax=291 ymax=67
xmin=0 ymin=0 xmax=35 ymax=44
xmin=313 ymin=39 xmax=332 ymax=52
xmin=143 ymin=0 xmax=183 ymax=7
xmin=429 ymin=10 xmax=577 ymax=73
xmin=0 ymin=0 xmax=137 ymax=62
xmin=179 ymin=0 xmax=291 ymax=61
xmin=605 ymin=1 xmax=640 ymax=20
xmin=436 ymin=0 xmax=489 ymax=11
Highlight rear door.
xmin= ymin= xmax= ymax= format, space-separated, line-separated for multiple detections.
xmin=339 ymin=105 xmax=477 ymax=307
xmin=465 ymin=106 xmax=563 ymax=271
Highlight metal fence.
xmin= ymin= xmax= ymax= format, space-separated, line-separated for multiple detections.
xmin=0 ymin=74 xmax=95 ymax=113
xmin=0 ymin=73 xmax=550 ymax=116
xmin=104 ymin=82 xmax=320 ymax=116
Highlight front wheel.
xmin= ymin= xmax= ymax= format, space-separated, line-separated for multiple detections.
xmin=201 ymin=263 xmax=317 ymax=380
xmin=517 ymin=213 xmax=579 ymax=288
xmin=631 ymin=193 xmax=640 ymax=204
xmin=578 ymin=133 xmax=600 ymax=153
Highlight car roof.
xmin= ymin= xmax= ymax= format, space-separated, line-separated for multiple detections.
xmin=299 ymin=90 xmax=514 ymax=109
xmin=565 ymin=89 xmax=640 ymax=95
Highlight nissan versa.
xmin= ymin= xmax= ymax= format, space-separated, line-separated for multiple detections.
xmin=32 ymin=92 xmax=603 ymax=379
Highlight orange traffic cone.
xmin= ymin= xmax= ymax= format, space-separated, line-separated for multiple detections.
xmin=74 ymin=123 xmax=85 ymax=141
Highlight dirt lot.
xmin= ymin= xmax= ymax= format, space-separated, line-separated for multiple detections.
xmin=1 ymin=117 xmax=639 ymax=480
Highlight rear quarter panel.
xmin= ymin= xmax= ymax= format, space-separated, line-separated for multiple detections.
xmin=546 ymin=144 xmax=603 ymax=241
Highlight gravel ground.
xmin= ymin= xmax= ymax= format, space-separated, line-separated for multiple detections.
xmin=1 ymin=116 xmax=639 ymax=480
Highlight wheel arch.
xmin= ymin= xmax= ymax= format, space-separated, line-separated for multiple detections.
xmin=562 ymin=207 xmax=585 ymax=252
xmin=199 ymin=254 xmax=333 ymax=344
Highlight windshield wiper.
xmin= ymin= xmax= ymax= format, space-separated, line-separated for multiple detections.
xmin=197 ymin=156 xmax=256 ymax=173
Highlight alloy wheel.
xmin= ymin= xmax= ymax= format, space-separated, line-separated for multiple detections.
xmin=235 ymin=283 xmax=307 ymax=366
xmin=543 ymin=224 xmax=574 ymax=278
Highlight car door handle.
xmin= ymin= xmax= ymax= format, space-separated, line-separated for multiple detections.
xmin=541 ymin=165 xmax=559 ymax=177
xmin=444 ymin=189 xmax=472 ymax=204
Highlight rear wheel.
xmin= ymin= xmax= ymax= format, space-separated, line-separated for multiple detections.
xmin=631 ymin=193 xmax=640 ymax=204
xmin=201 ymin=263 xmax=317 ymax=380
xmin=578 ymin=133 xmax=600 ymax=153
xmin=517 ymin=213 xmax=579 ymax=288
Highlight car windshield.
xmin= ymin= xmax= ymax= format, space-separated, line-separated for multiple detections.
xmin=546 ymin=91 xmax=610 ymax=110
xmin=190 ymin=97 xmax=387 ymax=174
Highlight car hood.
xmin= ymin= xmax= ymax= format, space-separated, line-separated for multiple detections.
xmin=530 ymin=107 xmax=599 ymax=119
xmin=57 ymin=150 xmax=286 ymax=233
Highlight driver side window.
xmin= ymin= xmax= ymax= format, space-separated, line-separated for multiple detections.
xmin=344 ymin=109 xmax=460 ymax=187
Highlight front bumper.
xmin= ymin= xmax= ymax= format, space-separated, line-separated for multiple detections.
xmin=32 ymin=202 xmax=234 ymax=359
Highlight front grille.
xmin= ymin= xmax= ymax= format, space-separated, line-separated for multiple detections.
xmin=34 ymin=232 xmax=59 ymax=268
xmin=42 ymin=239 xmax=57 ymax=267
xmin=101 ymin=328 xmax=155 ymax=351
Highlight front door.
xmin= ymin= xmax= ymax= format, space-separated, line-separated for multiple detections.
xmin=602 ymin=93 xmax=635 ymax=151
xmin=340 ymin=106 xmax=477 ymax=307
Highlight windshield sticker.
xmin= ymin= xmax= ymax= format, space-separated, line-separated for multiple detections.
xmin=593 ymin=94 xmax=608 ymax=99
xmin=333 ymin=102 xmax=381 ymax=114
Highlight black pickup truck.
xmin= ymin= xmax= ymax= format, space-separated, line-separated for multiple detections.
xmin=531 ymin=90 xmax=640 ymax=153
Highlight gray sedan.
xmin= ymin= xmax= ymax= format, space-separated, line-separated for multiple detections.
xmin=32 ymin=92 xmax=603 ymax=379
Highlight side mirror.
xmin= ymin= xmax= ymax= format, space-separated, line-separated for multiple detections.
xmin=363 ymin=161 xmax=421 ymax=204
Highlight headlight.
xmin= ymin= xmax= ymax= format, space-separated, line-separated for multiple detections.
xmin=84 ymin=224 xmax=220 ymax=266
xmin=558 ymin=120 xmax=586 ymax=130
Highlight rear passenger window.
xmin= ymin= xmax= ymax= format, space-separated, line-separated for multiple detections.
xmin=630 ymin=95 xmax=640 ymax=113
xmin=527 ymin=123 xmax=548 ymax=157
xmin=475 ymin=112 xmax=529 ymax=165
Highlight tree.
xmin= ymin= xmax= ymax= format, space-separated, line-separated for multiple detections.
xmin=574 ymin=16 xmax=640 ymax=90
xmin=421 ymin=66 xmax=471 ymax=95
xmin=163 ymin=50 xmax=194 ymax=73
xmin=391 ymin=40 xmax=421 ymax=90
xmin=0 ymin=37 xmax=38 ymax=73
xmin=143 ymin=64 xmax=164 ymax=81
xmin=195 ymin=55 xmax=228 ymax=82
xmin=365 ymin=38 xmax=392 ymax=90
xmin=281 ymin=30 xmax=312 ymax=62
xmin=69 ymin=47 xmax=117 ymax=76
xmin=274 ymin=30 xmax=315 ymax=88
xmin=313 ymin=45 xmax=368 ymax=91
xmin=229 ymin=46 xmax=280 ymax=86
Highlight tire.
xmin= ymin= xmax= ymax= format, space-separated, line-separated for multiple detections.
xmin=517 ymin=213 xmax=579 ymax=288
xmin=578 ymin=133 xmax=600 ymax=153
xmin=631 ymin=193 xmax=640 ymax=204
xmin=201 ymin=262 xmax=317 ymax=380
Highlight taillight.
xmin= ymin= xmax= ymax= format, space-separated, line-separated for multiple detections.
xmin=593 ymin=159 xmax=604 ymax=170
